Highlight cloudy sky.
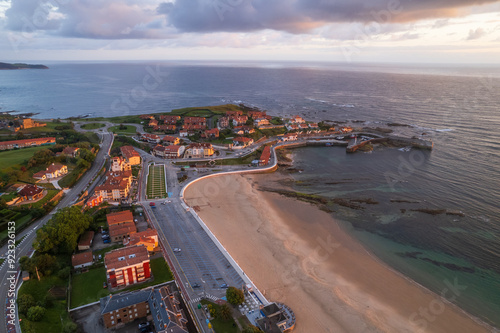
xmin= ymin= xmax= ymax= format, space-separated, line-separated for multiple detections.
xmin=1 ymin=0 xmax=500 ymax=63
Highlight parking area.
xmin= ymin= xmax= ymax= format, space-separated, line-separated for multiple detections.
xmin=151 ymin=201 xmax=244 ymax=298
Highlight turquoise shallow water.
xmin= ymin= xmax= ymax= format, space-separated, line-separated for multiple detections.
xmin=291 ymin=146 xmax=500 ymax=328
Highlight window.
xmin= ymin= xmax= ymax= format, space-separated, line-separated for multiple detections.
xmin=129 ymin=254 xmax=136 ymax=258
xmin=118 ymin=256 xmax=125 ymax=261
xmin=111 ymin=321 xmax=114 ymax=325
xmin=135 ymin=313 xmax=138 ymax=317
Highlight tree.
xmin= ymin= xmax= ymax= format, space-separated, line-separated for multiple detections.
xmin=17 ymin=294 xmax=35 ymax=315
xmin=33 ymin=253 xmax=57 ymax=276
xmin=62 ymin=321 xmax=78 ymax=333
xmin=226 ymin=286 xmax=244 ymax=305
xmin=34 ymin=206 xmax=91 ymax=254
xmin=243 ymin=325 xmax=264 ymax=333
xmin=58 ymin=266 xmax=71 ymax=279
xmin=27 ymin=306 xmax=46 ymax=322
xmin=218 ymin=304 xmax=232 ymax=321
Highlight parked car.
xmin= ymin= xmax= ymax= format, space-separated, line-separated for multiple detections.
xmin=138 ymin=322 xmax=150 ymax=332
xmin=103 ymin=238 xmax=111 ymax=244
xmin=103 ymin=282 xmax=107 ymax=289
xmin=173 ymin=248 xmax=181 ymax=253
xmin=98 ymin=254 xmax=102 ymax=260
xmin=220 ymin=284 xmax=228 ymax=289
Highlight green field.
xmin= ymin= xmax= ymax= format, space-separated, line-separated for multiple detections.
xmin=70 ymin=257 xmax=173 ymax=308
xmin=171 ymin=104 xmax=243 ymax=117
xmin=80 ymin=115 xmax=143 ymax=124
xmin=81 ymin=122 xmax=105 ymax=129
xmin=109 ymin=125 xmax=138 ymax=134
xmin=19 ymin=275 xmax=73 ymax=333
xmin=0 ymin=146 xmax=49 ymax=170
xmin=147 ymin=164 xmax=167 ymax=199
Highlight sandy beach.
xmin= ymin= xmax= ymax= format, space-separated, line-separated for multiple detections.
xmin=184 ymin=172 xmax=492 ymax=333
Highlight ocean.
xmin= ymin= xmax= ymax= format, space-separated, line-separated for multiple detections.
xmin=1 ymin=61 xmax=499 ymax=328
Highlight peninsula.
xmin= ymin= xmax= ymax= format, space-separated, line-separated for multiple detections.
xmin=0 ymin=62 xmax=49 ymax=70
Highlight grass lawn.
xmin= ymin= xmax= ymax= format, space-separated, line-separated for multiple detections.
xmin=28 ymin=189 xmax=60 ymax=209
xmin=81 ymin=122 xmax=105 ymax=130
xmin=147 ymin=165 xmax=167 ymax=199
xmin=70 ymin=266 xmax=109 ymax=308
xmin=109 ymin=125 xmax=137 ymax=134
xmin=171 ymin=104 xmax=243 ymax=117
xmin=17 ymin=121 xmax=62 ymax=134
xmin=200 ymin=300 xmax=240 ymax=333
xmin=19 ymin=275 xmax=72 ymax=333
xmin=0 ymin=146 xmax=49 ymax=169
xmin=218 ymin=147 xmax=265 ymax=166
xmin=70 ymin=257 xmax=173 ymax=308
xmin=0 ymin=213 xmax=32 ymax=243
xmin=80 ymin=115 xmax=143 ymax=124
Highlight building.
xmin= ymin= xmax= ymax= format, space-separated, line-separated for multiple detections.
xmin=179 ymin=130 xmax=188 ymax=138
xmin=109 ymin=222 xmax=137 ymax=243
xmin=156 ymin=124 xmax=176 ymax=132
xmin=225 ymin=110 xmax=243 ymax=117
xmin=120 ymin=146 xmax=141 ymax=166
xmin=107 ymin=210 xmax=134 ymax=226
xmin=255 ymin=302 xmax=296 ymax=333
xmin=183 ymin=116 xmax=206 ymax=127
xmin=78 ymin=231 xmax=95 ymax=251
xmin=289 ymin=115 xmax=305 ymax=124
xmin=17 ymin=118 xmax=46 ymax=130
xmin=100 ymin=285 xmax=188 ymax=332
xmin=254 ymin=118 xmax=270 ymax=127
xmin=184 ymin=143 xmax=214 ymax=158
xmin=125 ymin=229 xmax=158 ymax=252
xmin=233 ymin=126 xmax=255 ymax=135
xmin=248 ymin=110 xmax=267 ymax=119
xmin=232 ymin=137 xmax=254 ymax=147
xmin=202 ymin=128 xmax=219 ymax=139
xmin=111 ymin=156 xmax=131 ymax=172
xmin=162 ymin=135 xmax=180 ymax=145
xmin=18 ymin=185 xmax=44 ymax=201
xmin=259 ymin=146 xmax=271 ymax=166
xmin=33 ymin=163 xmax=68 ymax=180
xmin=153 ymin=145 xmax=185 ymax=159
xmin=104 ymin=245 xmax=151 ymax=288
xmin=159 ymin=115 xmax=181 ymax=125
xmin=232 ymin=115 xmax=248 ymax=126
xmin=281 ymin=133 xmax=298 ymax=141
xmin=95 ymin=170 xmax=133 ymax=201
xmin=62 ymin=146 xmax=80 ymax=157
xmin=308 ymin=123 xmax=319 ymax=129
xmin=86 ymin=194 xmax=103 ymax=208
xmin=218 ymin=116 xmax=230 ymax=129
xmin=141 ymin=133 xmax=161 ymax=143
xmin=286 ymin=124 xmax=299 ymax=131
xmin=340 ymin=126 xmax=353 ymax=133
xmin=139 ymin=115 xmax=154 ymax=120
xmin=148 ymin=119 xmax=159 ymax=128
xmin=0 ymin=137 xmax=56 ymax=151
xmin=72 ymin=251 xmax=94 ymax=269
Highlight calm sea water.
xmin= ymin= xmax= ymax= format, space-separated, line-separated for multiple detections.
xmin=1 ymin=61 xmax=499 ymax=327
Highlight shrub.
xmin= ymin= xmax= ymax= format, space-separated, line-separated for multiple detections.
xmin=17 ymin=294 xmax=35 ymax=315
xmin=27 ymin=306 xmax=46 ymax=322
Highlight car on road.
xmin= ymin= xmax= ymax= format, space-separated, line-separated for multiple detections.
xmin=173 ymin=248 xmax=181 ymax=253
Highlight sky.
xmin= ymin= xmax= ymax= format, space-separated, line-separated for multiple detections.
xmin=0 ymin=0 xmax=500 ymax=63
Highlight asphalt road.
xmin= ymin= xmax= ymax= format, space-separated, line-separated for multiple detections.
xmin=0 ymin=131 xmax=114 ymax=333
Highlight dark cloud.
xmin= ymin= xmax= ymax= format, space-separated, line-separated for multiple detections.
xmin=161 ymin=0 xmax=500 ymax=33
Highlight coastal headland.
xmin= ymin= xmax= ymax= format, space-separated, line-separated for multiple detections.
xmin=185 ymin=172 xmax=492 ymax=333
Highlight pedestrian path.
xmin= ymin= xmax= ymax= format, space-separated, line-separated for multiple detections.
xmin=190 ymin=294 xmax=219 ymax=304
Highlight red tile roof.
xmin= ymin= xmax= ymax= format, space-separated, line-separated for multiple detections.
xmin=106 ymin=210 xmax=134 ymax=226
xmin=105 ymin=245 xmax=149 ymax=270
xmin=18 ymin=185 xmax=43 ymax=197
xmin=109 ymin=222 xmax=137 ymax=238
xmin=72 ymin=251 xmax=93 ymax=267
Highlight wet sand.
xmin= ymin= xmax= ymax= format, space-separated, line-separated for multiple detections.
xmin=184 ymin=173 xmax=491 ymax=333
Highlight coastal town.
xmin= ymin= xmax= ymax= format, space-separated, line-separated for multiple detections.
xmin=0 ymin=105 xmax=433 ymax=333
